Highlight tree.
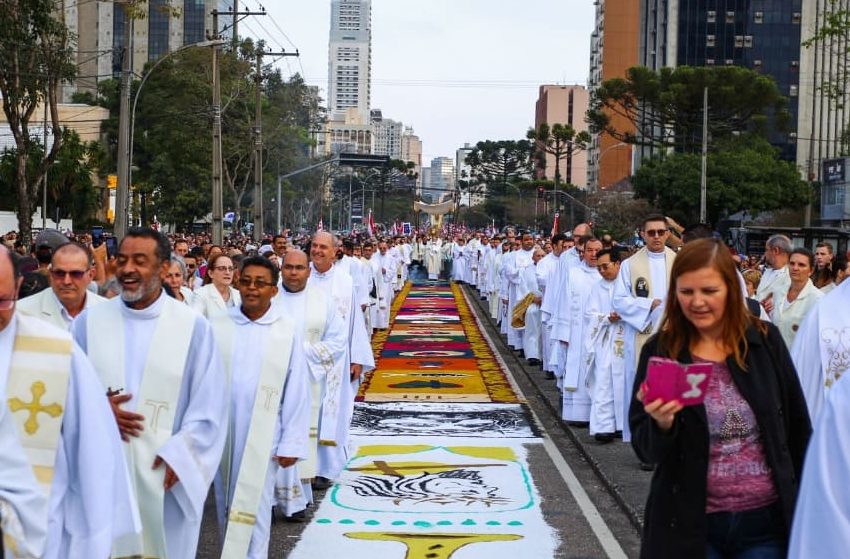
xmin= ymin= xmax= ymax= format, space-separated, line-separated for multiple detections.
xmin=526 ymin=122 xmax=591 ymax=190
xmin=588 ymin=66 xmax=790 ymax=153
xmin=631 ymin=136 xmax=809 ymax=226
xmin=0 ymin=0 xmax=76 ymax=245
xmin=465 ymin=140 xmax=535 ymax=225
xmin=587 ymin=191 xmax=653 ymax=241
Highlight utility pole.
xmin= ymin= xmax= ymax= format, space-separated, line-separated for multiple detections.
xmin=209 ymin=12 xmax=224 ymax=244
xmin=115 ymin=2 xmax=133 ymax=240
xmin=232 ymin=0 xmax=239 ymax=50
xmin=42 ymin=98 xmax=48 ymax=230
xmin=253 ymin=46 xmax=299 ymax=241
xmin=700 ymin=86 xmax=708 ymax=224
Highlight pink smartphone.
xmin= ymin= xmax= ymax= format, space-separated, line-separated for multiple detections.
xmin=643 ymin=357 xmax=713 ymax=406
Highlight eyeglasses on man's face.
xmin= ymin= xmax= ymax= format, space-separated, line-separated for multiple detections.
xmin=643 ymin=229 xmax=668 ymax=238
xmin=50 ymin=269 xmax=88 ymax=280
xmin=238 ymin=277 xmax=273 ymax=289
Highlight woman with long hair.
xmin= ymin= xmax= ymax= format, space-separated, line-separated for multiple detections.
xmin=770 ymin=248 xmax=823 ymax=349
xmin=630 ymin=238 xmax=811 ymax=559
xmin=190 ymin=252 xmax=240 ymax=319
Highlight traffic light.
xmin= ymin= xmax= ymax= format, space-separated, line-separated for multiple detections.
xmin=537 ymin=186 xmax=545 ymax=199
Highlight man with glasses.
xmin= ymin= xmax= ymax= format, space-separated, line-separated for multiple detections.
xmin=0 ymin=249 xmax=138 ymax=557
xmin=210 ymin=255 xmax=311 ymax=557
xmin=18 ymin=243 xmax=106 ymax=330
xmin=612 ymin=214 xmax=676 ymax=449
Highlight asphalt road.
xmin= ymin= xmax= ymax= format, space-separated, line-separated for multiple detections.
xmin=195 ymin=282 xmax=648 ymax=558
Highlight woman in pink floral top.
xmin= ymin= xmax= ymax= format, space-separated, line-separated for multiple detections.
xmin=630 ymin=238 xmax=811 ymax=559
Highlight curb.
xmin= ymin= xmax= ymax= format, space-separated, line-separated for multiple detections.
xmin=463 ymin=284 xmax=645 ymax=533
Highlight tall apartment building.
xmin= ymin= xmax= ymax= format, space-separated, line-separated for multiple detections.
xmin=317 ymin=108 xmax=373 ymax=156
xmin=401 ymin=127 xmax=423 ymax=187
xmin=533 ymin=85 xmax=589 ymax=189
xmin=587 ymin=0 xmax=639 ymax=191
xmin=426 ymin=156 xmax=455 ymax=204
xmin=636 ymin=0 xmax=805 ymax=164
xmin=328 ymin=0 xmax=372 ymax=122
xmin=456 ymin=143 xmax=484 ymax=207
xmin=370 ymin=109 xmax=403 ymax=159
xmin=60 ymin=0 xmax=218 ymax=100
xmin=420 ymin=167 xmax=432 ymax=201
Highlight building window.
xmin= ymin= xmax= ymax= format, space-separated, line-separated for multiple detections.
xmin=735 ymin=35 xmax=744 ymax=48
xmin=725 ymin=59 xmax=735 ymax=65
xmin=707 ymin=10 xmax=716 ymax=23
xmin=726 ymin=11 xmax=735 ymax=23
xmin=792 ymin=12 xmax=802 ymax=24
xmin=707 ymin=34 xmax=716 ymax=47
xmin=790 ymin=85 xmax=799 ymax=96
xmin=706 ymin=58 xmax=716 ymax=65
xmin=744 ymin=35 xmax=753 ymax=48
xmin=791 ymin=60 xmax=799 ymax=69
xmin=753 ymin=59 xmax=763 ymax=68
xmin=754 ymin=11 xmax=764 ymax=24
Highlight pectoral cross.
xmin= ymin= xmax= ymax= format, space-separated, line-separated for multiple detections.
xmin=8 ymin=381 xmax=63 ymax=435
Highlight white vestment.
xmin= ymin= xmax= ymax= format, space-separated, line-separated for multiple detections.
xmin=273 ymin=287 xmax=348 ymax=516
xmin=554 ymin=263 xmax=601 ymax=420
xmin=425 ymin=239 xmax=443 ymax=279
xmin=16 ymin=288 xmax=106 ymax=330
xmin=505 ymin=248 xmax=534 ymax=348
xmin=212 ymin=304 xmax=310 ymax=559
xmin=791 ymin=279 xmax=850 ymax=420
xmin=72 ymin=293 xmax=228 ymax=559
xmin=2 ymin=313 xmax=138 ymax=559
xmin=487 ymin=250 xmax=503 ymax=319
xmin=518 ymin=263 xmax=543 ymax=361
xmin=770 ymin=279 xmax=823 ymax=351
xmin=308 ymin=265 xmax=375 ymax=479
xmin=585 ymin=279 xmax=627 ymax=435
xmin=369 ymin=253 xmax=394 ymax=329
xmin=190 ymin=283 xmax=241 ymax=320
xmin=451 ymin=244 xmax=467 ymax=282
xmin=612 ymin=248 xmax=673 ymax=442
xmin=464 ymin=240 xmax=480 ymax=286
xmin=756 ymin=265 xmax=790 ymax=302
xmin=535 ymin=253 xmax=558 ymax=371
xmin=787 ymin=373 xmax=850 ymax=558
xmin=542 ymin=248 xmax=581 ymax=372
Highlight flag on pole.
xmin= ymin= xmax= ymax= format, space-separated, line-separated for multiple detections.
xmin=367 ymin=209 xmax=374 ymax=236
xmin=551 ymin=212 xmax=560 ymax=237
xmin=317 ymin=217 xmax=324 ymax=232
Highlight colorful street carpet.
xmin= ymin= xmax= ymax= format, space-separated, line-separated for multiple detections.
xmin=288 ymin=281 xmax=557 ymax=559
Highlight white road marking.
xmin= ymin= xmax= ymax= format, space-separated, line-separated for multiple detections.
xmin=461 ymin=288 xmax=629 ymax=559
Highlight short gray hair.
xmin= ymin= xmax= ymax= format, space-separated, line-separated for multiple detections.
xmin=765 ymin=234 xmax=792 ymax=254
xmin=170 ymin=254 xmax=187 ymax=280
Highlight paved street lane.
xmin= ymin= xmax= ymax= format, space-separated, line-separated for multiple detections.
xmin=285 ymin=281 xmax=631 ymax=559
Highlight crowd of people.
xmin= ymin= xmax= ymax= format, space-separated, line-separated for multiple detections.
xmin=2 ymin=216 xmax=850 ymax=558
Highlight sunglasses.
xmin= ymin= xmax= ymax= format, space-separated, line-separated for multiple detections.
xmin=238 ymin=277 xmax=273 ymax=289
xmin=644 ymin=229 xmax=668 ymax=237
xmin=50 ymin=269 xmax=88 ymax=280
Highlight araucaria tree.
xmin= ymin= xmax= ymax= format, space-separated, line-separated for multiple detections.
xmin=0 ymin=0 xmax=76 ymax=245
xmin=526 ymin=122 xmax=591 ymax=189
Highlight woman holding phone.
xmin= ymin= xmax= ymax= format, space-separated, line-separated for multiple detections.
xmin=630 ymin=238 xmax=811 ymax=559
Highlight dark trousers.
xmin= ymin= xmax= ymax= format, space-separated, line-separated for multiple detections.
xmin=706 ymin=502 xmax=786 ymax=559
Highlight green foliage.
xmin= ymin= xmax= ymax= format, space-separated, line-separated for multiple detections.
xmin=526 ymin=122 xmax=591 ymax=186
xmin=631 ymin=136 xmax=809 ymax=226
xmin=588 ymin=66 xmax=789 ymax=153
xmin=0 ymin=0 xmax=77 ymax=243
xmin=465 ymin=140 xmax=535 ymax=225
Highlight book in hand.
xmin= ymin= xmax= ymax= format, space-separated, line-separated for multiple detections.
xmin=643 ymin=357 xmax=713 ymax=407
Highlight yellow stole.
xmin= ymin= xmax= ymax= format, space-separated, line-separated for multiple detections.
xmin=627 ymin=247 xmax=676 ymax=365
xmin=7 ymin=314 xmax=72 ymax=496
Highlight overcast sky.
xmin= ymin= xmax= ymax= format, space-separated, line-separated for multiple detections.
xmin=250 ymin=0 xmax=594 ymax=163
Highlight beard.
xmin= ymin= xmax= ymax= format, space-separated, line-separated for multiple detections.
xmin=119 ymin=274 xmax=161 ymax=304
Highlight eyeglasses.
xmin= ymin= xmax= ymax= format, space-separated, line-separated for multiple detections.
xmin=50 ymin=269 xmax=88 ymax=280
xmin=238 ymin=277 xmax=273 ymax=289
xmin=644 ymin=229 xmax=668 ymax=237
xmin=186 ymin=263 xmax=197 ymax=269
xmin=213 ymin=265 xmax=235 ymax=272
xmin=0 ymin=298 xmax=17 ymax=310
xmin=282 ymin=264 xmax=308 ymax=271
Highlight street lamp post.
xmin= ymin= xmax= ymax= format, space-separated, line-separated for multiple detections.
xmin=593 ymin=141 xmax=629 ymax=191
xmin=123 ymin=39 xmax=225 ymax=235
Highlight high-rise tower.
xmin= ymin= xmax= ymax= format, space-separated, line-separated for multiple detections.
xmin=328 ymin=0 xmax=372 ymax=122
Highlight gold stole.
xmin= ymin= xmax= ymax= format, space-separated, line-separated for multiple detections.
xmin=627 ymin=247 xmax=676 ymax=365
xmin=7 ymin=314 xmax=72 ymax=496
xmin=302 ymin=288 xmax=335 ymax=479
xmin=87 ymin=298 xmax=195 ymax=559
xmin=217 ymin=313 xmax=295 ymax=559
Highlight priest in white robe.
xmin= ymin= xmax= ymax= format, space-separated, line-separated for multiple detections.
xmin=791 ymin=278 xmax=850 ymax=420
xmin=451 ymin=238 xmax=468 ymax=283
xmin=485 ymin=240 xmax=503 ymax=319
xmin=536 ymin=234 xmax=565 ymax=376
xmin=72 ymin=229 xmax=228 ymax=559
xmin=212 ymin=256 xmax=311 ymax=558
xmin=273 ymin=250 xmax=348 ymax=519
xmin=553 ymin=239 xmax=603 ymax=420
xmin=518 ymin=247 xmax=545 ymax=364
xmin=370 ymin=240 xmax=395 ymax=330
xmin=504 ymin=233 xmax=536 ymax=350
xmin=611 ymin=216 xmax=675 ymax=442
xmin=425 ymin=234 xmax=443 ymax=280
xmin=308 ymin=232 xmax=376 ymax=484
xmin=1 ymin=250 xmax=138 ymax=558
xmin=584 ymin=248 xmax=627 ymax=439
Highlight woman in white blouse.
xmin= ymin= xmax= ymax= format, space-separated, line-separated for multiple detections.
xmin=771 ymin=247 xmax=823 ymax=349
xmin=190 ymin=253 xmax=240 ymax=318
xmin=165 ymin=258 xmax=194 ymax=304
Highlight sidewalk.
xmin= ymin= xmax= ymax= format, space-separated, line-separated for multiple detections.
xmin=464 ymin=285 xmax=651 ymax=532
